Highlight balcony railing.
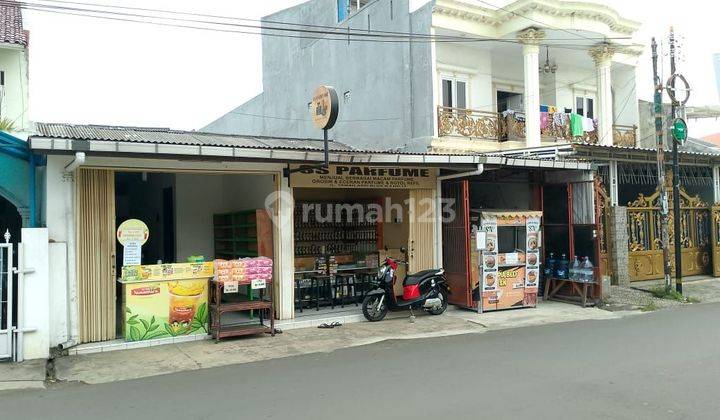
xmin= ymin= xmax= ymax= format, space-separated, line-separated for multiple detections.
xmin=438 ymin=106 xmax=637 ymax=148
xmin=437 ymin=106 xmax=504 ymax=140
xmin=612 ymin=124 xmax=637 ymax=147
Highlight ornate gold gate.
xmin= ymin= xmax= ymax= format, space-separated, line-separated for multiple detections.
xmin=595 ymin=178 xmax=612 ymax=278
xmin=711 ymin=206 xmax=720 ymax=277
xmin=627 ymin=186 xmax=711 ymax=282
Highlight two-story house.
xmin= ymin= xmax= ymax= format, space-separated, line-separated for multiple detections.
xmin=205 ymin=0 xmax=642 ymax=153
xmin=1 ymin=1 xmax=39 ymax=233
xmin=206 ymin=1 xmax=720 ymax=287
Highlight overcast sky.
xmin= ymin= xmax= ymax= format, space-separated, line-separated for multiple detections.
xmin=23 ymin=0 xmax=720 ymax=136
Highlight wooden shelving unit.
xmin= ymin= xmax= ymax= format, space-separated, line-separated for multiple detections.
xmin=209 ymin=279 xmax=275 ymax=341
xmin=212 ymin=209 xmax=276 ymax=338
xmin=213 ymin=209 xmax=273 ymax=259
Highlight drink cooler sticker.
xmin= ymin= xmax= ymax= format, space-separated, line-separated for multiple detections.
xmin=525 ymin=216 xmax=541 ymax=289
xmin=481 ymin=217 xmax=498 ymax=293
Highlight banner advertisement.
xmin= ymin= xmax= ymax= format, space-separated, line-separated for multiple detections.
xmin=120 ymin=263 xmax=214 ymax=342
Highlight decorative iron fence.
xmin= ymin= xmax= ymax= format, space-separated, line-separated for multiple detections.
xmin=437 ymin=106 xmax=504 ymax=140
xmin=626 ymin=186 xmax=711 ymax=281
xmin=613 ymin=125 xmax=637 ymax=147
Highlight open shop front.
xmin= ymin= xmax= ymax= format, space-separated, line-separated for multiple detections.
xmin=74 ymin=164 xmax=280 ymax=345
xmin=441 ymin=164 xmax=603 ymax=312
xmin=289 ymin=164 xmax=438 ymax=316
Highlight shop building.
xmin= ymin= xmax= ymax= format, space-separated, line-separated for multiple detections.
xmin=437 ymin=159 xmax=600 ymax=310
xmin=27 ymin=122 xmax=487 ymax=353
xmin=494 ymin=143 xmax=720 ymax=285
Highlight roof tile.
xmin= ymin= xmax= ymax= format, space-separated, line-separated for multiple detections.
xmin=0 ymin=1 xmax=28 ymax=47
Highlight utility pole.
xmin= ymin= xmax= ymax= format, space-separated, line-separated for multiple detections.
xmin=669 ymin=27 xmax=683 ymax=294
xmin=652 ymin=38 xmax=672 ymax=292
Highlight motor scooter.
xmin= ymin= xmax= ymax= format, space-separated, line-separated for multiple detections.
xmin=361 ymin=247 xmax=448 ymax=322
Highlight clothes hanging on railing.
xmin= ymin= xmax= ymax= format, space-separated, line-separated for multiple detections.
xmin=540 ymin=112 xmax=550 ymax=130
xmin=552 ymin=112 xmax=567 ymax=127
xmin=570 ymin=113 xmax=584 ymax=137
xmin=582 ymin=117 xmax=595 ymax=132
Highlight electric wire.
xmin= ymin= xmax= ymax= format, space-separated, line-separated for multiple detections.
xmin=3 ymin=0 xmax=638 ymax=46
xmin=19 ymin=0 xmax=635 ymax=42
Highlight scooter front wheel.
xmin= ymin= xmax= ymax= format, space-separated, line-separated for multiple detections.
xmin=362 ymin=294 xmax=388 ymax=322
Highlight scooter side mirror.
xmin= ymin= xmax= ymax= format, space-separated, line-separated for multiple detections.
xmin=400 ymin=246 xmax=407 ymax=254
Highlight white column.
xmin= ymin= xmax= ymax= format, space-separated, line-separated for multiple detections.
xmin=518 ymin=29 xmax=545 ymax=148
xmin=591 ymin=44 xmax=615 ymax=146
xmin=275 ymin=175 xmax=295 ymax=320
xmin=609 ymin=160 xmax=619 ymax=207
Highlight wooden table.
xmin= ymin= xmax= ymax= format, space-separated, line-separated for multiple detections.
xmin=544 ymin=277 xmax=597 ymax=307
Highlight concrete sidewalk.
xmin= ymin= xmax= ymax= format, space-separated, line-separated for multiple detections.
xmin=0 ymin=359 xmax=46 ymax=391
xmin=45 ymin=301 xmax=623 ymax=386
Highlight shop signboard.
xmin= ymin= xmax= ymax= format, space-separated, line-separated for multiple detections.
xmin=117 ymin=219 xmax=149 ymax=267
xmin=120 ymin=262 xmax=212 ymax=341
xmin=117 ymin=219 xmax=149 ymax=245
xmin=289 ymin=164 xmax=437 ymax=189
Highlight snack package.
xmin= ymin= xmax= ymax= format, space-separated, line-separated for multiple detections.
xmin=214 ymin=259 xmax=231 ymax=270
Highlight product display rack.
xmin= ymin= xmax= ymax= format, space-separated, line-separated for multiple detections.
xmin=208 ymin=278 xmax=275 ymax=341
xmin=213 ymin=209 xmax=273 ymax=259
xmin=294 ymin=200 xmax=383 ymax=257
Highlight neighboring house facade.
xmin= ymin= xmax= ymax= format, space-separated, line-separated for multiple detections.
xmin=0 ymin=0 xmax=29 ymax=132
xmin=205 ymin=0 xmax=642 ymax=154
xmin=0 ymin=1 xmax=41 ymax=231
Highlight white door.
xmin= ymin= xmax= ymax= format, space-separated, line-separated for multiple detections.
xmin=0 ymin=231 xmax=14 ymax=360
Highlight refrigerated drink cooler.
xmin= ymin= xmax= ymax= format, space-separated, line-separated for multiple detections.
xmin=469 ymin=211 xmax=543 ymax=313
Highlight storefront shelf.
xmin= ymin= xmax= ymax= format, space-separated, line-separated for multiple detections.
xmin=215 ymin=238 xmax=259 ymax=243
xmin=216 ymin=251 xmax=259 ymax=258
xmin=211 ymin=300 xmax=272 ymax=312
xmin=211 ymin=324 xmax=273 ymax=339
xmin=214 ymin=223 xmax=257 ymax=229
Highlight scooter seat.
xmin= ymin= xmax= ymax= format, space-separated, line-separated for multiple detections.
xmin=403 ymin=269 xmax=441 ymax=286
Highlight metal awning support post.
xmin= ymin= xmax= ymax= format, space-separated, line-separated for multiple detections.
xmin=434 ymin=164 xmax=485 ymax=268
xmin=713 ymin=164 xmax=720 ymax=204
xmin=609 ymin=160 xmax=619 ymax=207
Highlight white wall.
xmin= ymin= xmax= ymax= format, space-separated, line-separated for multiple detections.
xmin=174 ymin=174 xmax=224 ymax=261
xmin=19 ymin=228 xmax=50 ymax=360
xmin=49 ymin=242 xmax=68 ymax=348
xmin=554 ymin=66 xmax=597 ymax=114
xmin=45 ymin=156 xmax=78 ymax=345
xmin=612 ymin=64 xmax=639 ymax=127
xmin=0 ymin=47 xmax=29 ymax=131
xmin=174 ymin=173 xmax=276 ymax=261
xmin=436 ymin=44 xmax=494 ymax=112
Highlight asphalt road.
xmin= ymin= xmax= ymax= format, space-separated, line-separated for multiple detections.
xmin=3 ymin=304 xmax=720 ymax=420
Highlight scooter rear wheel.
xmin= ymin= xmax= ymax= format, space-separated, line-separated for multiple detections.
xmin=362 ymin=294 xmax=388 ymax=322
xmin=426 ymin=289 xmax=448 ymax=315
